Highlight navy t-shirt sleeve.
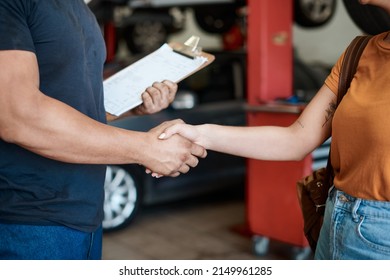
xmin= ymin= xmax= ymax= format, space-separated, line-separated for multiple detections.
xmin=0 ymin=0 xmax=35 ymax=52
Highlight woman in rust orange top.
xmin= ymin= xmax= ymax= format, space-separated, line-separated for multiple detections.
xmin=158 ymin=0 xmax=390 ymax=259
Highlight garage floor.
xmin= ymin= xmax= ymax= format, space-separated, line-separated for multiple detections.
xmin=102 ymin=187 xmax=313 ymax=260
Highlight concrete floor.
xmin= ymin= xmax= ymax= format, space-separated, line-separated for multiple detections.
xmin=102 ymin=187 xmax=313 ymax=260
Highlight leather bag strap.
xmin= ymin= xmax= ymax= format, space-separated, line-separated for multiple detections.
xmin=337 ymin=35 xmax=372 ymax=105
xmin=326 ymin=35 xmax=372 ymax=180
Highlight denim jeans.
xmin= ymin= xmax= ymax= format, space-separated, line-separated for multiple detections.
xmin=0 ymin=223 xmax=102 ymax=260
xmin=315 ymin=187 xmax=390 ymax=259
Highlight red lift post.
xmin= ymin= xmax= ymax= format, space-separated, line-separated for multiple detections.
xmin=104 ymin=21 xmax=117 ymax=63
xmin=246 ymin=0 xmax=311 ymax=254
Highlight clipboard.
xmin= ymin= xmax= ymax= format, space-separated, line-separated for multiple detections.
xmin=104 ymin=36 xmax=215 ymax=118
xmin=169 ymin=36 xmax=215 ymax=81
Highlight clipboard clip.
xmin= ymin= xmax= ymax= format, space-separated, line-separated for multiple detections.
xmin=172 ymin=36 xmax=202 ymax=59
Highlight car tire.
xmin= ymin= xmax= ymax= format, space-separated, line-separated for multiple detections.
xmin=294 ymin=0 xmax=337 ymax=28
xmin=193 ymin=5 xmax=237 ymax=34
xmin=342 ymin=0 xmax=390 ymax=35
xmin=103 ymin=165 xmax=143 ymax=232
xmin=123 ymin=17 xmax=169 ymax=54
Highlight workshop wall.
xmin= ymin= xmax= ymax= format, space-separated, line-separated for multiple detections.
xmin=293 ymin=1 xmax=362 ymax=65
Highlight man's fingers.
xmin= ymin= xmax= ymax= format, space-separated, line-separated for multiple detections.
xmin=185 ymin=155 xmax=199 ymax=168
xmin=162 ymin=80 xmax=178 ymax=92
xmin=145 ymin=87 xmax=161 ymax=107
xmin=170 ymin=171 xmax=181 ymax=178
xmin=178 ymin=164 xmax=190 ymax=174
xmin=191 ymin=143 xmax=207 ymax=158
xmin=141 ymin=91 xmax=153 ymax=106
xmin=152 ymin=82 xmax=169 ymax=94
xmin=161 ymin=80 xmax=178 ymax=102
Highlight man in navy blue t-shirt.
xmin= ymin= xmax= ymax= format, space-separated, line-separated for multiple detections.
xmin=0 ymin=0 xmax=206 ymax=259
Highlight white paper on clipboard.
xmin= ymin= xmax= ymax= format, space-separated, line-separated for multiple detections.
xmin=103 ymin=43 xmax=209 ymax=116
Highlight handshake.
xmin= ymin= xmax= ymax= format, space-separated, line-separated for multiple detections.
xmin=143 ymin=119 xmax=206 ymax=178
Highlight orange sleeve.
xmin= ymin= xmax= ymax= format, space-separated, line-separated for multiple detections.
xmin=324 ymin=50 xmax=346 ymax=96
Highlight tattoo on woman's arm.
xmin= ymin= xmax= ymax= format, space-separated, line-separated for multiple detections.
xmin=323 ymin=101 xmax=337 ymax=127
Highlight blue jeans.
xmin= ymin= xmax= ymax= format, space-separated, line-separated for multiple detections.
xmin=315 ymin=187 xmax=390 ymax=259
xmin=0 ymin=223 xmax=102 ymax=260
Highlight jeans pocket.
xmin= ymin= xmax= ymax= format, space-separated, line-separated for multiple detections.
xmin=357 ymin=215 xmax=390 ymax=254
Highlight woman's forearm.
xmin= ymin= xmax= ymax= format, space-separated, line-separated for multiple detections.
xmin=197 ymin=123 xmax=309 ymax=161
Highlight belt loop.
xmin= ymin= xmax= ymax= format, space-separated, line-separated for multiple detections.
xmin=351 ymin=199 xmax=361 ymax=222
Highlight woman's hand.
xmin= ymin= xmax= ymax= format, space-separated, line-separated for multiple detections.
xmin=158 ymin=123 xmax=204 ymax=146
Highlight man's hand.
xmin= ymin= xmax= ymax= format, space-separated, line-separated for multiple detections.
xmin=132 ymin=80 xmax=178 ymax=115
xmin=141 ymin=119 xmax=207 ymax=177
